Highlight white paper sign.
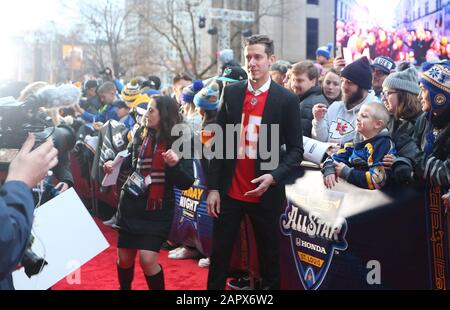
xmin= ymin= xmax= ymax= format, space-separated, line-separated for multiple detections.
xmin=303 ymin=136 xmax=333 ymax=165
xmin=101 ymin=150 xmax=130 ymax=187
xmin=12 ymin=188 xmax=109 ymax=290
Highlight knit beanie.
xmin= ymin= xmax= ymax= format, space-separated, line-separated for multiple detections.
xmin=219 ymin=49 xmax=234 ymax=65
xmin=420 ymin=62 xmax=450 ymax=154
xmin=341 ymin=56 xmax=373 ymax=90
xmin=383 ymin=67 xmax=420 ymax=95
xmin=194 ymin=82 xmax=220 ymax=111
xmin=121 ymin=80 xmax=140 ymax=103
xmin=182 ymin=80 xmax=204 ymax=104
xmin=420 ymin=62 xmax=450 ymax=111
xmin=316 ymin=43 xmax=333 ymax=60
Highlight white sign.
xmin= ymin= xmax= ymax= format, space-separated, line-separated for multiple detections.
xmin=303 ymin=136 xmax=334 ymax=165
xmin=13 ymin=188 xmax=109 ymax=290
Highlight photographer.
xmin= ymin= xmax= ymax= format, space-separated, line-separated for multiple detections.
xmin=0 ymin=135 xmax=59 ymax=290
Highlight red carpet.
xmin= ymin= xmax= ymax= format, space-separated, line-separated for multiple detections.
xmin=53 ymin=219 xmax=208 ymax=290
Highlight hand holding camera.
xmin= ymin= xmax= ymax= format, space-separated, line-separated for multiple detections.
xmin=6 ymin=134 xmax=59 ymax=188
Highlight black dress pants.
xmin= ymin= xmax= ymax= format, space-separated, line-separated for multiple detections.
xmin=207 ymin=195 xmax=280 ymax=290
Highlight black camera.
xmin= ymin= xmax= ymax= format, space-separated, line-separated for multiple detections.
xmin=99 ymin=67 xmax=113 ymax=76
xmin=0 ymin=96 xmax=76 ymax=156
xmin=21 ymin=236 xmax=48 ymax=278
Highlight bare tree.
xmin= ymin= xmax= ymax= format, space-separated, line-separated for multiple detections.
xmin=75 ymin=0 xmax=132 ymax=77
xmin=132 ymin=0 xmax=217 ymax=79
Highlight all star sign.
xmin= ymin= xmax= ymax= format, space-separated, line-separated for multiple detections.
xmin=280 ymin=188 xmax=348 ymax=290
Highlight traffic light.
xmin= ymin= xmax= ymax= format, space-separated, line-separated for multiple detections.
xmin=199 ymin=16 xmax=206 ymax=29
xmin=242 ymin=29 xmax=253 ymax=38
xmin=208 ymin=27 xmax=218 ymax=35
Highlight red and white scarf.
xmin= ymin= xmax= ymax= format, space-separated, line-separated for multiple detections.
xmin=136 ymin=133 xmax=167 ymax=211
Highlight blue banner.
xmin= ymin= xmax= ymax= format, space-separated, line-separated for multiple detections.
xmin=169 ymin=159 xmax=213 ymax=257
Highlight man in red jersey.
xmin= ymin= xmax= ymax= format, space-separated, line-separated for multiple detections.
xmin=206 ymin=35 xmax=303 ymax=290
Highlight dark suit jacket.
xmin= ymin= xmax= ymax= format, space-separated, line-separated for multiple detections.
xmin=208 ymin=80 xmax=303 ymax=206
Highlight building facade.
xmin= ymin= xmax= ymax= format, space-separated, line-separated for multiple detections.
xmin=258 ymin=0 xmax=335 ymax=63
xmin=396 ymin=0 xmax=450 ymax=37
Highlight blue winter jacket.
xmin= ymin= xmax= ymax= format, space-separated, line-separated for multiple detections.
xmin=0 ymin=181 xmax=34 ymax=290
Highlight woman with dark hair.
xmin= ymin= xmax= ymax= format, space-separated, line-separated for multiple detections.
xmin=104 ymin=96 xmax=194 ymax=290
xmin=413 ymin=62 xmax=450 ymax=205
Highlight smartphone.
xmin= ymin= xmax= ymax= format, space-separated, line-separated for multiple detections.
xmin=335 ymin=46 xmax=343 ymax=59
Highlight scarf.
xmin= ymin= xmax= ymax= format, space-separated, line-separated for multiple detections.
xmin=136 ymin=132 xmax=167 ymax=211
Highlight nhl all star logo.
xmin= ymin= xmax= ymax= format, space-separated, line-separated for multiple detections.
xmin=280 ymin=189 xmax=348 ymax=290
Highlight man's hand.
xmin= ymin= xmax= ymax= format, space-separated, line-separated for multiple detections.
xmin=333 ymin=56 xmax=346 ymax=71
xmin=334 ymin=162 xmax=347 ymax=177
xmin=382 ymin=154 xmax=396 ymax=170
xmin=442 ymin=192 xmax=450 ymax=210
xmin=207 ymin=191 xmax=221 ymax=218
xmin=93 ymin=122 xmax=104 ymax=130
xmin=324 ymin=174 xmax=338 ymax=189
xmin=55 ymin=182 xmax=69 ymax=193
xmin=245 ymin=174 xmax=275 ymax=198
xmin=6 ymin=134 xmax=59 ymax=188
xmin=73 ymin=103 xmax=84 ymax=114
xmin=162 ymin=149 xmax=180 ymax=167
xmin=312 ymin=104 xmax=328 ymax=122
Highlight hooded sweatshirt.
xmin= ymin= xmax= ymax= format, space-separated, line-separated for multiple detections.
xmin=322 ymin=129 xmax=397 ymax=190
xmin=312 ymin=91 xmax=379 ymax=144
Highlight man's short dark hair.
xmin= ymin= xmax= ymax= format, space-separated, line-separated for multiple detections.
xmin=97 ymin=81 xmax=116 ymax=94
xmin=173 ymin=73 xmax=193 ymax=85
xmin=245 ymin=35 xmax=275 ymax=57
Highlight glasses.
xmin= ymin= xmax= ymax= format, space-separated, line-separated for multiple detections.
xmin=381 ymin=91 xmax=399 ymax=99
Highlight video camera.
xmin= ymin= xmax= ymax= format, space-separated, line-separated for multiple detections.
xmin=0 ymin=84 xmax=80 ymax=153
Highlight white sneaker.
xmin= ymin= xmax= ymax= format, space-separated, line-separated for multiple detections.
xmin=103 ymin=214 xmax=117 ymax=226
xmin=168 ymin=247 xmax=200 ymax=259
xmin=169 ymin=246 xmax=184 ymax=256
xmin=198 ymin=257 xmax=210 ymax=268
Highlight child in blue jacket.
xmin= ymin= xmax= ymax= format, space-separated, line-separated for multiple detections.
xmin=322 ymin=102 xmax=397 ymax=190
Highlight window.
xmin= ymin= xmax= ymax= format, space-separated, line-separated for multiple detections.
xmin=425 ymin=1 xmax=429 ymax=15
xmin=307 ymin=0 xmax=319 ymax=4
xmin=437 ymin=0 xmax=442 ymax=10
xmin=307 ymin=18 xmax=319 ymax=60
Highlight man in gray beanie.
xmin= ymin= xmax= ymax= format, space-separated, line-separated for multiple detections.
xmin=312 ymin=56 xmax=378 ymax=143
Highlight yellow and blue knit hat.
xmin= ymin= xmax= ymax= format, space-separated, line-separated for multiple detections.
xmin=420 ymin=62 xmax=450 ymax=111
xmin=121 ymin=80 xmax=140 ymax=103
xmin=194 ymin=82 xmax=220 ymax=111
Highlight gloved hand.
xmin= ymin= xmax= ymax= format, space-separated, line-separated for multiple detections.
xmin=392 ymin=157 xmax=414 ymax=185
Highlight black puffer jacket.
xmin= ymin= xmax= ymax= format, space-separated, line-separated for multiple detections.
xmin=394 ymin=107 xmax=450 ymax=187
xmin=412 ymin=107 xmax=450 ymax=187
xmin=390 ymin=113 xmax=423 ymax=159
xmin=299 ymin=86 xmax=328 ymax=137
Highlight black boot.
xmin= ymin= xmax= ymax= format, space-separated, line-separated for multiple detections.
xmin=145 ymin=265 xmax=165 ymax=290
xmin=117 ymin=264 xmax=134 ymax=290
